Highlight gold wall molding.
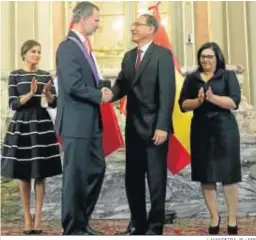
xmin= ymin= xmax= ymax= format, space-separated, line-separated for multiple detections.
xmin=247 ymin=1 xmax=256 ymax=104
xmin=194 ymin=1 xmax=210 ymax=49
xmin=170 ymin=1 xmax=184 ymax=66
xmin=14 ymin=1 xmax=37 ymax=68
xmin=52 ymin=2 xmax=66 ymax=70
xmin=225 ymin=1 xmax=250 ymax=102
xmin=208 ymin=1 xmax=225 ymax=51
xmin=181 ymin=1 xmax=196 ymax=66
xmin=1 ymin=1 xmax=15 ymax=73
xmin=36 ymin=1 xmax=53 ymax=70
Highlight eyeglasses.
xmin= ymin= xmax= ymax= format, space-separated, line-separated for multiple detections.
xmin=200 ymin=54 xmax=215 ymax=60
xmin=131 ymin=22 xmax=150 ymax=28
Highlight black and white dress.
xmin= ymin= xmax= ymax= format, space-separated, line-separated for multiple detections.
xmin=1 ymin=69 xmax=62 ymax=179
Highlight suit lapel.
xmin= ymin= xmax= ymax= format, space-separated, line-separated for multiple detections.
xmin=132 ymin=43 xmax=155 ymax=87
xmin=68 ymin=31 xmax=99 ymax=85
xmin=128 ymin=49 xmax=137 ymax=78
xmin=68 ymin=30 xmax=84 ymax=46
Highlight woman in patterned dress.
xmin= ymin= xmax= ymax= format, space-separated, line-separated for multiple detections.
xmin=1 ymin=40 xmax=62 ymax=235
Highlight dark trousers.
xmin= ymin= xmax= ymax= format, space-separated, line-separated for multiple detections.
xmin=61 ymin=128 xmax=106 ymax=235
xmin=125 ymin=127 xmax=168 ymax=234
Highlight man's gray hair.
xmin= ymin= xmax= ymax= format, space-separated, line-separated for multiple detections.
xmin=141 ymin=14 xmax=159 ymax=33
xmin=72 ymin=1 xmax=99 ymax=23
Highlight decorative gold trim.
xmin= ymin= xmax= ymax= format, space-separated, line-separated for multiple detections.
xmin=94 ymin=48 xmax=124 ymax=53
xmin=14 ymin=1 xmax=18 ymax=68
xmin=242 ymin=0 xmax=250 ymax=103
xmin=181 ymin=1 xmax=187 ymax=66
xmin=167 ymin=1 xmax=172 ymax=42
xmin=190 ymin=1 xmax=196 ymax=63
xmin=49 ymin=2 xmax=54 ymax=69
xmin=64 ymin=2 xmax=71 ymax=30
xmin=33 ymin=1 xmax=37 ymax=39
xmin=123 ymin=1 xmax=128 ymax=50
xmin=246 ymin=1 xmax=256 ymax=104
xmin=224 ymin=1 xmax=231 ymax=62
xmin=207 ymin=1 xmax=212 ymax=42
xmin=99 ymin=13 xmax=124 ymax=17
xmin=135 ymin=0 xmax=138 ymax=16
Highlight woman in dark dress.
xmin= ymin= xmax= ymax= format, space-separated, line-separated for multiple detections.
xmin=1 ymin=40 xmax=62 ymax=234
xmin=178 ymin=42 xmax=241 ymax=235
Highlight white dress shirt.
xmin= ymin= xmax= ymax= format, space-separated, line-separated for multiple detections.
xmin=137 ymin=41 xmax=153 ymax=60
xmin=71 ymin=29 xmax=86 ymax=45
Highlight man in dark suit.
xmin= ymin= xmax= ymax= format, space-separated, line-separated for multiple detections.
xmin=55 ymin=2 xmax=113 ymax=235
xmin=110 ymin=14 xmax=176 ymax=235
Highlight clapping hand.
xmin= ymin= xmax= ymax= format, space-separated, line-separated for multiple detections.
xmin=43 ymin=80 xmax=52 ymax=96
xmin=101 ymin=87 xmax=113 ymax=103
xmin=30 ymin=77 xmax=38 ymax=95
xmin=197 ymin=87 xmax=205 ymax=105
xmin=206 ymin=86 xmax=215 ymax=102
xmin=43 ymin=80 xmax=54 ymax=104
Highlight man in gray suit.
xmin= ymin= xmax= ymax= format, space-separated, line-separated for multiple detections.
xmin=55 ymin=2 xmax=112 ymax=235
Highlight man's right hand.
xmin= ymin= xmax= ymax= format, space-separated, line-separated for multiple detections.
xmin=101 ymin=87 xmax=113 ymax=103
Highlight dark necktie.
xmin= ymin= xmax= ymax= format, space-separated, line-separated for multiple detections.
xmin=135 ymin=49 xmax=143 ymax=71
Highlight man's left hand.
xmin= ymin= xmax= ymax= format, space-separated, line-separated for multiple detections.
xmin=152 ymin=129 xmax=168 ymax=145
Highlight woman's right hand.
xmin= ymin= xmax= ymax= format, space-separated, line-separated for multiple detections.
xmin=19 ymin=78 xmax=38 ymax=105
xmin=181 ymin=87 xmax=205 ymax=112
xmin=30 ymin=77 xmax=38 ymax=95
xmin=197 ymin=87 xmax=205 ymax=105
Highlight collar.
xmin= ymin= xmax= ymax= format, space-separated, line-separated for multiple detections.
xmin=138 ymin=41 xmax=153 ymax=53
xmin=71 ymin=29 xmax=86 ymax=44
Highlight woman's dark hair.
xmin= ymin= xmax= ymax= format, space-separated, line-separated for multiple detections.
xmin=21 ymin=40 xmax=41 ymax=61
xmin=197 ymin=42 xmax=226 ymax=72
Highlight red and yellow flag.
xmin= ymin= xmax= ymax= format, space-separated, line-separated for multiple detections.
xmin=150 ymin=2 xmax=192 ymax=174
xmin=120 ymin=2 xmax=192 ymax=174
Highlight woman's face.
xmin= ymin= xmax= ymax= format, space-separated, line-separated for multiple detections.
xmin=200 ymin=48 xmax=216 ymax=72
xmin=23 ymin=45 xmax=41 ymax=65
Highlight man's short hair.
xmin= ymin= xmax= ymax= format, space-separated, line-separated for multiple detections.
xmin=141 ymin=14 xmax=159 ymax=32
xmin=72 ymin=1 xmax=99 ymax=23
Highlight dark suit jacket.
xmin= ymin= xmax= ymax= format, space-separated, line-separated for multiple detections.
xmin=55 ymin=31 xmax=103 ymax=139
xmin=112 ymin=42 xmax=176 ymax=140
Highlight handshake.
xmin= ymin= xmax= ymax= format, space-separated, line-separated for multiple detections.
xmin=101 ymin=87 xmax=113 ymax=103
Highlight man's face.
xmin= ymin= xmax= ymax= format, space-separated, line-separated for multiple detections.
xmin=130 ymin=16 xmax=154 ymax=44
xmin=83 ymin=9 xmax=100 ymax=36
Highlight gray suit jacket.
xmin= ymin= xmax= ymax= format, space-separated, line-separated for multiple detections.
xmin=55 ymin=31 xmax=102 ymax=139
